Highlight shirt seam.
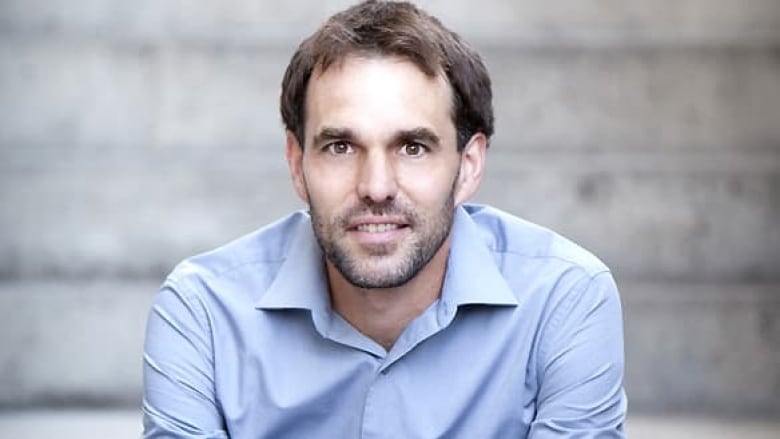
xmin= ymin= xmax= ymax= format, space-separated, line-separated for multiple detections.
xmin=162 ymin=275 xmax=221 ymax=397
xmin=536 ymin=269 xmax=611 ymax=383
xmin=487 ymin=247 xmax=609 ymax=278
xmin=175 ymin=257 xmax=287 ymax=282
xmin=214 ymin=257 xmax=287 ymax=279
xmin=165 ymin=275 xmax=231 ymax=429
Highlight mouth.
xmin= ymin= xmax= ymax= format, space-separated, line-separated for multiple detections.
xmin=346 ymin=217 xmax=411 ymax=247
xmin=354 ymin=223 xmax=408 ymax=233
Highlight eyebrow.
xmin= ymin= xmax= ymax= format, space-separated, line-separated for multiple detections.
xmin=312 ymin=126 xmax=442 ymax=149
xmin=312 ymin=127 xmax=356 ymax=147
xmin=392 ymin=127 xmax=441 ymax=149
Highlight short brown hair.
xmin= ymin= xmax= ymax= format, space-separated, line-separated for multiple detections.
xmin=280 ymin=0 xmax=494 ymax=151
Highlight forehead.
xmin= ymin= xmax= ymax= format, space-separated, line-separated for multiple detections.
xmin=304 ymin=55 xmax=455 ymax=144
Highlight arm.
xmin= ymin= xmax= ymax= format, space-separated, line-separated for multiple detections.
xmin=529 ymin=271 xmax=628 ymax=438
xmin=142 ymin=280 xmax=228 ymax=438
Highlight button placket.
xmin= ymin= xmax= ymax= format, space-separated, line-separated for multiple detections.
xmin=360 ymin=364 xmax=390 ymax=439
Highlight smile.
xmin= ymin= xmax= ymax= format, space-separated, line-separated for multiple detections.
xmin=355 ymin=223 xmax=403 ymax=233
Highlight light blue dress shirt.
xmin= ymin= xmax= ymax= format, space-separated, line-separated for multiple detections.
xmin=143 ymin=204 xmax=627 ymax=438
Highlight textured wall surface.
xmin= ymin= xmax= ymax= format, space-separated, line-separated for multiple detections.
xmin=1 ymin=0 xmax=779 ymax=415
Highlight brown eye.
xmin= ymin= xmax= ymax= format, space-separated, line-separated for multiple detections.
xmin=327 ymin=142 xmax=353 ymax=155
xmin=401 ymin=143 xmax=425 ymax=157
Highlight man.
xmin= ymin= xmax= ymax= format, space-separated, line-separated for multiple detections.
xmin=143 ymin=1 xmax=627 ymax=437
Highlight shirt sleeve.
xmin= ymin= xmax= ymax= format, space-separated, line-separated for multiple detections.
xmin=142 ymin=280 xmax=229 ymax=438
xmin=529 ymin=271 xmax=628 ymax=438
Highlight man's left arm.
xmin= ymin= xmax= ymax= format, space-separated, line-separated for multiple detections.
xmin=529 ymin=271 xmax=628 ymax=438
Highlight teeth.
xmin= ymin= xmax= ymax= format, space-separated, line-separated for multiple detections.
xmin=356 ymin=223 xmax=400 ymax=233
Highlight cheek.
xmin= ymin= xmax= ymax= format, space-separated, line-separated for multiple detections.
xmin=398 ymin=165 xmax=458 ymax=207
xmin=303 ymin=163 xmax=356 ymax=208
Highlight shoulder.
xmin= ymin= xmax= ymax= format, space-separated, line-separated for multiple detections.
xmin=163 ymin=210 xmax=309 ymax=298
xmin=462 ymin=203 xmax=609 ymax=278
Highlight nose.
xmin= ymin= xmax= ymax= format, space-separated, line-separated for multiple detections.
xmin=356 ymin=150 xmax=398 ymax=203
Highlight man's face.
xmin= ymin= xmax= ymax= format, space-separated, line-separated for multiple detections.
xmin=287 ymin=55 xmax=482 ymax=289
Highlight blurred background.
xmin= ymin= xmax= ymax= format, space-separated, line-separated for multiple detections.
xmin=1 ymin=0 xmax=778 ymax=437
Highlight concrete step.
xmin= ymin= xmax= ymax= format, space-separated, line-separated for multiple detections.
xmin=2 ymin=146 xmax=777 ymax=281
xmin=1 ymin=280 xmax=778 ymax=416
xmin=3 ymin=40 xmax=778 ymax=281
xmin=1 ymin=0 xmax=778 ymax=47
xmin=0 ymin=410 xmax=779 ymax=439
xmin=478 ymin=150 xmax=780 ymax=281
xmin=622 ymin=282 xmax=780 ymax=415
xmin=628 ymin=415 xmax=780 ymax=439
xmin=3 ymin=43 xmax=779 ymax=151
xmin=0 ymin=281 xmax=157 ymax=407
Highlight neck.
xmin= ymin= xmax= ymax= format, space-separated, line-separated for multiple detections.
xmin=327 ymin=236 xmax=451 ymax=351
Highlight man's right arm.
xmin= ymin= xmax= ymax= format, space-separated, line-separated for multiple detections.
xmin=143 ymin=281 xmax=228 ymax=438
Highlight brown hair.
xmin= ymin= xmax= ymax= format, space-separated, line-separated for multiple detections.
xmin=280 ymin=0 xmax=493 ymax=151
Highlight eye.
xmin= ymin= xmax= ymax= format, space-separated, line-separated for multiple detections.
xmin=326 ymin=141 xmax=354 ymax=155
xmin=400 ymin=143 xmax=426 ymax=157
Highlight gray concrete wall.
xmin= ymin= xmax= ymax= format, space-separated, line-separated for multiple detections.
xmin=1 ymin=0 xmax=779 ymax=416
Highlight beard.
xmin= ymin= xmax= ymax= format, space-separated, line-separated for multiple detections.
xmin=307 ymin=177 xmax=458 ymax=290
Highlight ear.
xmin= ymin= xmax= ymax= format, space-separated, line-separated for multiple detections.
xmin=285 ymin=131 xmax=309 ymax=204
xmin=454 ymin=133 xmax=487 ymax=205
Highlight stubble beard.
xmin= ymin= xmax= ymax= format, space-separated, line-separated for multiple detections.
xmin=307 ymin=181 xmax=458 ymax=290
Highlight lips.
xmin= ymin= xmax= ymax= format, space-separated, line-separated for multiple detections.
xmin=345 ymin=216 xmax=410 ymax=249
xmin=346 ymin=214 xmax=411 ymax=239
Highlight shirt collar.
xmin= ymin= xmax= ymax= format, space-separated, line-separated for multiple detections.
xmin=440 ymin=205 xmax=519 ymax=308
xmin=254 ymin=212 xmax=331 ymax=314
xmin=255 ymin=205 xmax=518 ymax=312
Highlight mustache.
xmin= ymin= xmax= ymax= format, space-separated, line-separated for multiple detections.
xmin=337 ymin=199 xmax=414 ymax=226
